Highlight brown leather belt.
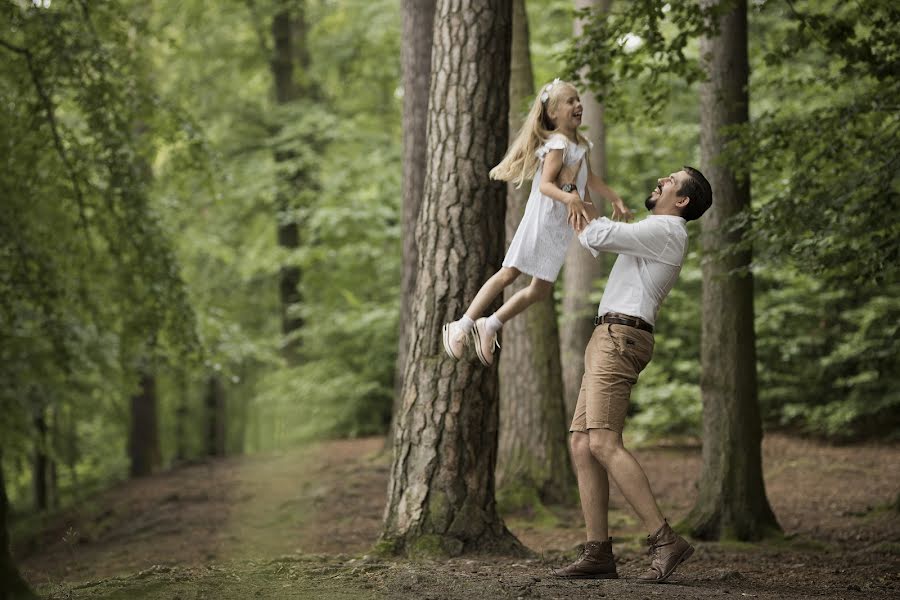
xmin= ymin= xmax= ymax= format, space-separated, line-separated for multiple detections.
xmin=594 ymin=313 xmax=654 ymax=334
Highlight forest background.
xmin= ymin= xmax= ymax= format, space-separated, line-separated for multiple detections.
xmin=1 ymin=0 xmax=898 ymax=595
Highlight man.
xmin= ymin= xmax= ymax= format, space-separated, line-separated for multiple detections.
xmin=552 ymin=166 xmax=713 ymax=583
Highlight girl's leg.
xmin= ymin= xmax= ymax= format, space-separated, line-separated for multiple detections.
xmin=463 ymin=267 xmax=521 ymax=321
xmin=493 ymin=276 xmax=553 ymax=323
xmin=443 ymin=267 xmax=520 ymax=360
xmin=472 ymin=277 xmax=553 ymax=366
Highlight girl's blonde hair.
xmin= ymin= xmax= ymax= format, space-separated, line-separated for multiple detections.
xmin=489 ymin=79 xmax=589 ymax=187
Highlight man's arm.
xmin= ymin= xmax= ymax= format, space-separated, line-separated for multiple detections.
xmin=576 ymin=213 xmax=678 ymax=264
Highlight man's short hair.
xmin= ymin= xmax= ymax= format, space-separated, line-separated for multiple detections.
xmin=678 ymin=166 xmax=713 ymax=221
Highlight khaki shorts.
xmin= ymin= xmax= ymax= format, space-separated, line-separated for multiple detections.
xmin=569 ymin=324 xmax=655 ymax=434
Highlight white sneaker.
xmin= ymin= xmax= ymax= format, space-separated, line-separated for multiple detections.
xmin=471 ymin=317 xmax=500 ymax=367
xmin=442 ymin=321 xmax=468 ymax=360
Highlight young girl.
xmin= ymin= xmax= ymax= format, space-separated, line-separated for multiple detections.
xmin=443 ymin=78 xmax=632 ymax=367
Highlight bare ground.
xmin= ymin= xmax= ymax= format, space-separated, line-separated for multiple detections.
xmin=15 ymin=433 xmax=900 ymax=599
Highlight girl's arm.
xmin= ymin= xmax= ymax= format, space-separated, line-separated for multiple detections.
xmin=539 ymin=149 xmax=590 ymax=226
xmin=586 ymin=161 xmax=633 ymax=222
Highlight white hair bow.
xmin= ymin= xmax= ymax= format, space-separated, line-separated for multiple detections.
xmin=540 ymin=77 xmax=562 ymax=104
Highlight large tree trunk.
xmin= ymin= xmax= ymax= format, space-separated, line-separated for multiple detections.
xmin=129 ymin=372 xmax=161 ymax=478
xmin=496 ymin=0 xmax=574 ymax=507
xmin=560 ymin=0 xmax=611 ymax=417
xmin=381 ymin=0 xmax=523 ymax=557
xmin=1 ymin=455 xmax=38 ymax=600
xmin=688 ymin=0 xmax=779 ymax=541
xmin=205 ymin=375 xmax=227 ymax=457
xmin=272 ymin=5 xmax=310 ymax=362
xmin=389 ymin=0 xmax=437 ymax=447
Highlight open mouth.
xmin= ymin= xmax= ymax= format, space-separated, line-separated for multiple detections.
xmin=574 ymin=110 xmax=583 ymax=119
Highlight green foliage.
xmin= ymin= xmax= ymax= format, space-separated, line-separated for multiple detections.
xmin=559 ymin=0 xmax=722 ymax=120
xmin=1 ymin=0 xmax=199 ymax=505
xmin=563 ymin=0 xmax=900 ymax=441
xmin=756 ymin=268 xmax=900 ymax=439
xmin=2 ymin=0 xmax=402 ymax=514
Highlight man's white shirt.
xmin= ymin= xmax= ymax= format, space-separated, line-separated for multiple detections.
xmin=577 ymin=215 xmax=688 ymax=326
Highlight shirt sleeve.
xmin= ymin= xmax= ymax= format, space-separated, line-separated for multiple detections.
xmin=578 ymin=217 xmax=681 ymax=265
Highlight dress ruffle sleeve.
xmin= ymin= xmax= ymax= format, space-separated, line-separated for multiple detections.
xmin=535 ymin=134 xmax=568 ymax=160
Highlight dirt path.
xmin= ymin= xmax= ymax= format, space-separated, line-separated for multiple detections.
xmin=17 ymin=434 xmax=900 ymax=599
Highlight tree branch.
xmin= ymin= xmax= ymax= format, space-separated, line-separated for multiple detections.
xmin=0 ymin=38 xmax=28 ymax=55
xmin=1 ymin=37 xmax=92 ymax=247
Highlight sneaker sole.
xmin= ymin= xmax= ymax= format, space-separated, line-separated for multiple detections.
xmin=637 ymin=544 xmax=695 ymax=584
xmin=442 ymin=323 xmax=460 ymax=360
xmin=470 ymin=324 xmax=492 ymax=367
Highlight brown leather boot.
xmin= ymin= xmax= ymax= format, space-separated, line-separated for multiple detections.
xmin=551 ymin=539 xmax=618 ymax=579
xmin=636 ymin=520 xmax=694 ymax=583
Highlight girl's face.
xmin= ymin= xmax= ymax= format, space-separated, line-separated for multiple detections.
xmin=549 ymin=85 xmax=583 ymax=132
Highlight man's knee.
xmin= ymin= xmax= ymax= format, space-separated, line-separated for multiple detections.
xmin=570 ymin=433 xmax=592 ymax=465
xmin=588 ymin=429 xmax=622 ymax=466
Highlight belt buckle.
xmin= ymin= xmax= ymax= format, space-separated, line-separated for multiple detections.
xmin=593 ymin=315 xmax=601 ymax=327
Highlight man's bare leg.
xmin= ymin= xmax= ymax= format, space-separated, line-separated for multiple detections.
xmin=551 ymin=432 xmax=618 ymax=578
xmin=587 ymin=428 xmax=696 ymax=582
xmin=570 ymin=432 xmax=610 ymax=541
xmin=587 ymin=428 xmax=665 ymax=533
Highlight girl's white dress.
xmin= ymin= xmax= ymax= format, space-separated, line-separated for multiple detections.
xmin=502 ymin=133 xmax=592 ymax=282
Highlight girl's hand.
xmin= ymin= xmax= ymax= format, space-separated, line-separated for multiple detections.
xmin=612 ymin=199 xmax=634 ymax=222
xmin=574 ymin=201 xmax=600 ymax=234
xmin=566 ymin=193 xmax=591 ymax=229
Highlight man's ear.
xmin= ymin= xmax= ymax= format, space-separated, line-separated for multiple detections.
xmin=675 ymin=196 xmax=691 ymax=210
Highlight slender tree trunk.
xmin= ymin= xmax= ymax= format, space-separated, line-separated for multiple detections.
xmin=496 ymin=0 xmax=574 ymax=507
xmin=31 ymin=408 xmax=48 ymax=511
xmin=63 ymin=405 xmax=78 ymax=490
xmin=1 ymin=454 xmax=38 ymax=600
xmin=129 ymin=372 xmax=161 ymax=478
xmin=272 ymin=5 xmax=309 ymax=362
xmin=687 ymin=0 xmax=779 ymax=541
xmin=381 ymin=0 xmax=524 ymax=557
xmin=560 ymin=0 xmax=611 ymax=418
xmin=389 ymin=0 xmax=437 ymax=447
xmin=205 ymin=375 xmax=227 ymax=457
xmin=174 ymin=373 xmax=188 ymax=463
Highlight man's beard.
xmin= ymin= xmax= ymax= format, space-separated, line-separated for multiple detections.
xmin=645 ymin=195 xmax=656 ymax=210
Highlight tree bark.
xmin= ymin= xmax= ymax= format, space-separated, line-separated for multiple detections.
xmin=1 ymin=455 xmax=38 ymax=600
xmin=381 ymin=0 xmax=524 ymax=557
xmin=688 ymin=0 xmax=780 ymax=541
xmin=272 ymin=5 xmax=310 ymax=362
xmin=496 ymin=0 xmax=574 ymax=507
xmin=390 ymin=0 xmax=437 ymax=447
xmin=560 ymin=0 xmax=611 ymax=419
xmin=129 ymin=372 xmax=161 ymax=478
xmin=205 ymin=375 xmax=227 ymax=457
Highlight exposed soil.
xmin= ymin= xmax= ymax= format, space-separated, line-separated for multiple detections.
xmin=16 ymin=434 xmax=900 ymax=599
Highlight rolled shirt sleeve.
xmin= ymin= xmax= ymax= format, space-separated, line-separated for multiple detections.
xmin=578 ymin=216 xmax=684 ymax=266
